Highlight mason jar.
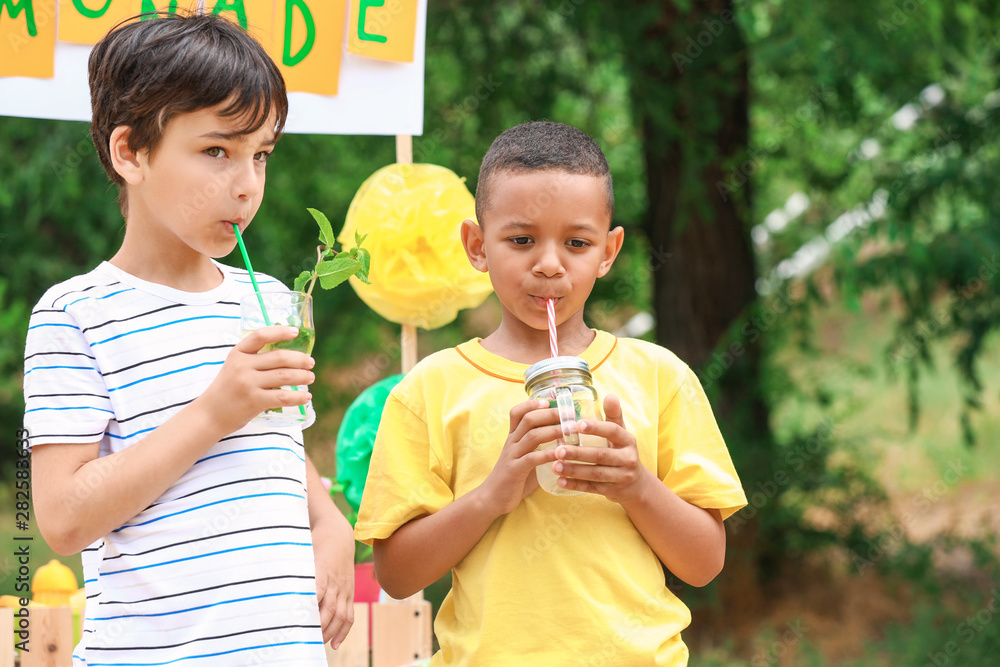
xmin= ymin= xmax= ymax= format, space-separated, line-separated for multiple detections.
xmin=524 ymin=356 xmax=607 ymax=496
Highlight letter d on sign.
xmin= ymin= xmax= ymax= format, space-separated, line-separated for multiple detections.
xmin=283 ymin=0 xmax=315 ymax=66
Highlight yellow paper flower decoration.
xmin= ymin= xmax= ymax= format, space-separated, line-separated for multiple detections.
xmin=339 ymin=163 xmax=493 ymax=330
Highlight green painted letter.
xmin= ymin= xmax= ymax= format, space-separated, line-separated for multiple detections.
xmin=212 ymin=0 xmax=247 ymax=31
xmin=1 ymin=0 xmax=38 ymax=36
xmin=357 ymin=0 xmax=387 ymax=43
xmin=72 ymin=0 xmax=113 ymax=19
xmin=283 ymin=0 xmax=315 ymax=67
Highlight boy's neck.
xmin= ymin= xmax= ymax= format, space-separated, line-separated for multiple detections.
xmin=480 ymin=314 xmax=596 ymax=365
xmin=110 ymin=230 xmax=224 ymax=293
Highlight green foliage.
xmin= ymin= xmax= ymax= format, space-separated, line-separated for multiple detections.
xmin=292 ymin=208 xmax=370 ymax=295
xmin=750 ymin=0 xmax=1000 ymax=443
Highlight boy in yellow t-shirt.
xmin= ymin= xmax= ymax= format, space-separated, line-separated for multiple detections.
xmin=354 ymin=121 xmax=747 ymax=665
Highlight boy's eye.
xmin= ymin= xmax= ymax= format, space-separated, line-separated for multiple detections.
xmin=204 ymin=147 xmax=225 ymax=158
xmin=254 ymin=151 xmax=270 ymax=163
xmin=568 ymin=239 xmax=590 ymax=248
xmin=510 ymin=237 xmax=532 ymax=246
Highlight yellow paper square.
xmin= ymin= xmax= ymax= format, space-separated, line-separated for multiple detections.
xmin=58 ymin=0 xmax=141 ymax=45
xmin=270 ymin=0 xmax=345 ymax=96
xmin=347 ymin=0 xmax=415 ymax=63
xmin=0 ymin=0 xmax=57 ymax=78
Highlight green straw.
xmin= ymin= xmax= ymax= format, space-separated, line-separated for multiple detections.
xmin=234 ymin=224 xmax=272 ymax=326
xmin=233 ymin=224 xmax=306 ymax=417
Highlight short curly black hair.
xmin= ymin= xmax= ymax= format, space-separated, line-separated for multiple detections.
xmin=474 ymin=121 xmax=614 ymax=224
xmin=89 ymin=11 xmax=288 ymax=217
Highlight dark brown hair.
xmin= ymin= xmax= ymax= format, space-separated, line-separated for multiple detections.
xmin=475 ymin=121 xmax=615 ymax=224
xmin=89 ymin=11 xmax=288 ymax=216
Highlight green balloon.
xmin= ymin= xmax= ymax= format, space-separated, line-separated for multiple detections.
xmin=335 ymin=374 xmax=404 ymax=513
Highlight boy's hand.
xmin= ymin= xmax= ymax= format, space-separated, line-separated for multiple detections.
xmin=478 ymin=399 xmax=562 ymax=515
xmin=551 ymin=394 xmax=653 ymax=505
xmin=312 ymin=523 xmax=355 ymax=649
xmin=198 ymin=325 xmax=316 ymax=435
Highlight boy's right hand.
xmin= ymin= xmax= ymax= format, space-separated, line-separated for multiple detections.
xmin=198 ymin=325 xmax=316 ymax=436
xmin=479 ymin=399 xmax=562 ymax=516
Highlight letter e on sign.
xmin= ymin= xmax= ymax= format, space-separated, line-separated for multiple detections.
xmin=348 ymin=0 xmax=417 ymax=63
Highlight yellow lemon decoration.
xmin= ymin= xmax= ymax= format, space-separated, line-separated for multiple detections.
xmin=339 ymin=163 xmax=493 ymax=330
xmin=31 ymin=559 xmax=78 ymax=606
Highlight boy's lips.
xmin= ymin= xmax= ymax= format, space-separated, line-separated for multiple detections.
xmin=531 ymin=295 xmax=562 ymax=307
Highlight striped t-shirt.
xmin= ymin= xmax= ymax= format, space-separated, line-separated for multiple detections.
xmin=23 ymin=261 xmax=328 ymax=666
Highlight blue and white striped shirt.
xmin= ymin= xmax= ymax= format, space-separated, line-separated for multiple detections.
xmin=24 ymin=261 xmax=327 ymax=666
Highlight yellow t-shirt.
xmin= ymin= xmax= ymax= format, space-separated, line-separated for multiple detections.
xmin=355 ymin=331 xmax=747 ymax=666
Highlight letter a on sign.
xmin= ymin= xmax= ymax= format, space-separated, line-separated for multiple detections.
xmin=348 ymin=0 xmax=416 ymax=63
xmin=1 ymin=0 xmax=57 ymax=77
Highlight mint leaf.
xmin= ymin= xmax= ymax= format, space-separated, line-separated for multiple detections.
xmin=292 ymin=269 xmax=312 ymax=293
xmin=355 ymin=247 xmax=372 ymax=284
xmin=316 ymin=254 xmax=362 ymax=290
xmin=308 ymin=207 xmax=336 ymax=247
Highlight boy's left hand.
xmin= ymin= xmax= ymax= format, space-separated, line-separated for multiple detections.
xmin=551 ymin=393 xmax=653 ymax=505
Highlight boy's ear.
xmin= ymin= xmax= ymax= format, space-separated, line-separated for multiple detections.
xmin=461 ymin=219 xmax=488 ymax=273
xmin=108 ymin=126 xmax=144 ymax=185
xmin=597 ymin=225 xmax=625 ymax=278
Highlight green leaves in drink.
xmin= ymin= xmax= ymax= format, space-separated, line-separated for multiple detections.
xmin=293 ymin=208 xmax=371 ymax=296
xmin=262 ymin=327 xmax=315 ymax=355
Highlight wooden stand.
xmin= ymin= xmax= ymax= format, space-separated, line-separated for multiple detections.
xmin=17 ymin=606 xmax=73 ymax=667
xmin=395 ymin=134 xmax=419 ymax=376
xmin=0 ymin=608 xmax=14 ymax=667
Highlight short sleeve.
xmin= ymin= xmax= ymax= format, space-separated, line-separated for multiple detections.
xmin=353 ymin=390 xmax=454 ymax=545
xmin=23 ymin=305 xmax=112 ymax=448
xmin=658 ymin=367 xmax=747 ymax=520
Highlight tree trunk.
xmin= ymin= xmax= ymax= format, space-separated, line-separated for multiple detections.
xmin=615 ymin=0 xmax=773 ymax=641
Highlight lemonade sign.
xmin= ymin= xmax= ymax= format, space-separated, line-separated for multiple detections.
xmin=0 ymin=0 xmax=426 ymax=135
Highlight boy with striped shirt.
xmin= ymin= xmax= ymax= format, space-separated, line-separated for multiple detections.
xmin=23 ymin=12 xmax=353 ymax=666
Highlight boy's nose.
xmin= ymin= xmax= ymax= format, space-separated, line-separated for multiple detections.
xmin=230 ymin=159 xmax=264 ymax=201
xmin=533 ymin=243 xmax=565 ymax=277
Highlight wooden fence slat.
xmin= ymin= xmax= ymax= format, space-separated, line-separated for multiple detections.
xmin=19 ymin=606 xmax=73 ymax=667
xmin=1 ymin=607 xmax=14 ymax=667
xmin=371 ymin=601 xmax=432 ymax=667
xmin=325 ymin=602 xmax=370 ymax=667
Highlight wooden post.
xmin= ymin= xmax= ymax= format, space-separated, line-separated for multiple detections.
xmin=395 ymin=134 xmax=419 ymax=375
xmin=371 ymin=600 xmax=432 ymax=667
xmin=19 ymin=606 xmax=73 ymax=667
xmin=324 ymin=602 xmax=370 ymax=667
xmin=0 ymin=608 xmax=14 ymax=667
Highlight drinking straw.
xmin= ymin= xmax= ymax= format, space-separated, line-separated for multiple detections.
xmin=233 ymin=224 xmax=272 ymax=327
xmin=546 ymin=298 xmax=559 ymax=358
xmin=233 ymin=224 xmax=306 ymax=417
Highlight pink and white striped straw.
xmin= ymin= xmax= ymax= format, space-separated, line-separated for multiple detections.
xmin=546 ymin=298 xmax=558 ymax=358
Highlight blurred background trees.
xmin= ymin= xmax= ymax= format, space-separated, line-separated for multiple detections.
xmin=2 ymin=0 xmax=999 ymax=663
